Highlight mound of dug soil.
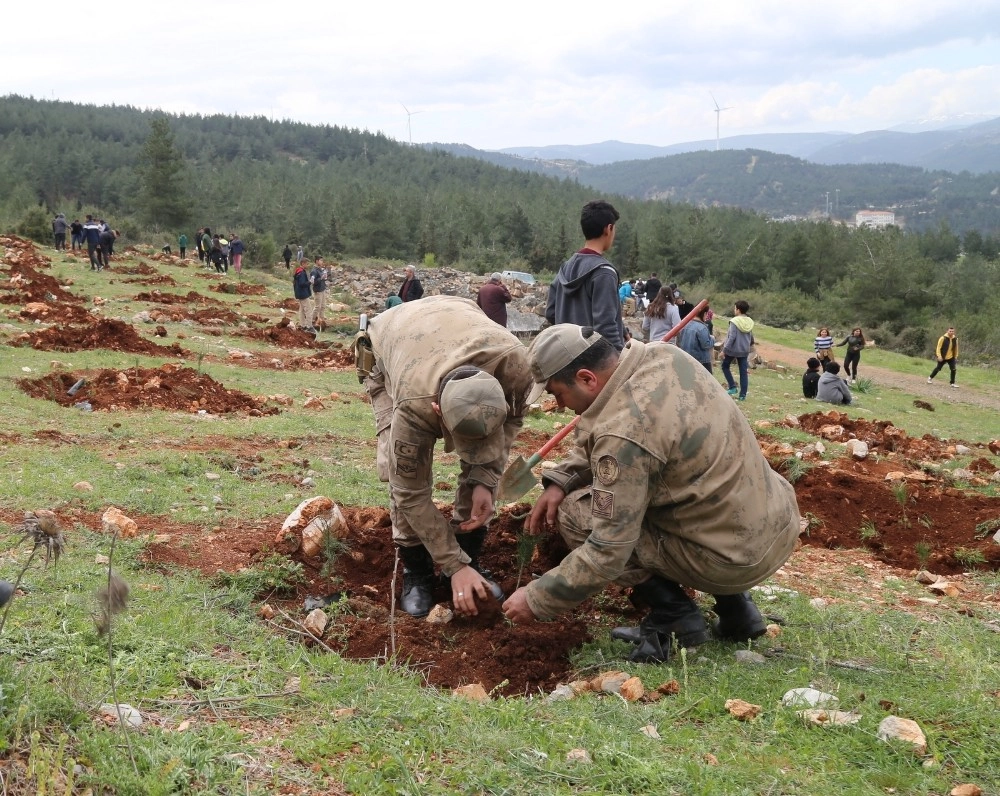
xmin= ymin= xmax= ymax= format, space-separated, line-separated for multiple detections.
xmin=17 ymin=302 xmax=95 ymax=324
xmin=19 ymin=364 xmax=278 ymax=415
xmin=210 ymin=282 xmax=267 ymax=296
xmin=789 ymin=410 xmax=961 ymax=459
xmin=134 ymin=290 xmax=223 ymax=306
xmin=238 ymin=318 xmax=321 ymax=348
xmin=141 ymin=503 xmax=617 ymax=696
xmin=1 ymin=261 xmax=81 ymax=305
xmin=15 ymin=318 xmax=190 ymax=356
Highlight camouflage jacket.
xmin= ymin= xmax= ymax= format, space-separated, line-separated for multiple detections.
xmin=525 ymin=340 xmax=800 ymax=619
xmin=368 ymin=296 xmax=535 ymax=573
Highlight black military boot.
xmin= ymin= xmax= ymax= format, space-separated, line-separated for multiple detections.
xmin=611 ymin=577 xmax=711 ymax=663
xmin=712 ymin=592 xmax=767 ymax=642
xmin=456 ymin=526 xmax=504 ymax=601
xmin=398 ymin=545 xmax=435 ymax=618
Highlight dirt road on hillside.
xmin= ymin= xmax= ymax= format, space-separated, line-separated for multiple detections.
xmin=755 ymin=340 xmax=1000 ymax=414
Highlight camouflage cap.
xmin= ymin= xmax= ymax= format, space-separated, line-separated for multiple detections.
xmin=528 ymin=324 xmax=604 ymax=382
xmin=439 ymin=370 xmax=508 ymax=465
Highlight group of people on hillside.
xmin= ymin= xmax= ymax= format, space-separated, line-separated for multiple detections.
xmin=355 ymin=198 xmax=801 ymax=665
xmin=193 ymin=228 xmax=245 ymax=275
xmin=53 ymin=213 xmax=118 ymax=271
xmin=63 ymin=215 xmax=119 ymax=271
xmin=805 ymin=324 xmax=959 ymax=404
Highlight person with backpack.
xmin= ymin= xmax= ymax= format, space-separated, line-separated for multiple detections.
xmin=229 ymin=234 xmax=244 ymax=275
xmin=210 ymin=234 xmax=225 ymax=273
xmin=282 ymin=244 xmax=293 ymax=270
xmin=546 ymin=200 xmax=628 ymax=350
xmin=178 ymin=232 xmax=188 ymax=258
xmin=310 ymin=257 xmax=328 ymax=328
xmin=201 ymin=228 xmax=213 ymax=269
xmin=81 ymin=215 xmax=103 ymax=270
xmin=293 ymin=259 xmax=314 ymax=333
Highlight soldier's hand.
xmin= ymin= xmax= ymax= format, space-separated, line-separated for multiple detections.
xmin=502 ymin=588 xmax=536 ymax=624
xmin=451 ymin=565 xmax=489 ymax=616
xmin=526 ymin=484 xmax=565 ymax=534
xmin=458 ymin=484 xmax=494 ymax=530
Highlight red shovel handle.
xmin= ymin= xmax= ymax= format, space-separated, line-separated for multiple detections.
xmin=659 ymin=298 xmax=709 ymax=343
xmin=529 ymin=298 xmax=708 ymax=463
xmin=534 ymin=415 xmax=579 ymax=459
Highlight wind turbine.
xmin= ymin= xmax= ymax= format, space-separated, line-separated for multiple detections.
xmin=401 ymin=103 xmax=423 ymax=145
xmin=710 ymin=92 xmax=732 ymax=151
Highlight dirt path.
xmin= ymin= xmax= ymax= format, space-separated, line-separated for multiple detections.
xmin=755 ymin=340 xmax=1000 ymax=413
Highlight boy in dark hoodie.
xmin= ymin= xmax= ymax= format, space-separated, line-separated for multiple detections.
xmin=545 ymin=200 xmax=627 ymax=350
xmin=802 ymin=357 xmax=821 ymax=398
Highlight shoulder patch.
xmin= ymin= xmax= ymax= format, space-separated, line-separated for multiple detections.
xmin=595 ymin=455 xmax=620 ymax=486
xmin=592 ymin=489 xmax=614 ymax=519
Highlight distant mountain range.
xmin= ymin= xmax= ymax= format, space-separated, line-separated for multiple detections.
xmin=427 ymin=116 xmax=1000 ymax=176
xmin=426 ymin=118 xmax=1000 ymax=234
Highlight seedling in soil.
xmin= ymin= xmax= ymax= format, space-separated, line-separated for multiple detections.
xmin=859 ymin=521 xmax=878 ymax=542
xmin=914 ymin=541 xmax=933 ymax=569
xmin=953 ymin=547 xmax=986 ymax=568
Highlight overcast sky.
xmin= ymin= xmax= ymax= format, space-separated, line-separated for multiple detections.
xmin=5 ymin=0 xmax=998 ymax=150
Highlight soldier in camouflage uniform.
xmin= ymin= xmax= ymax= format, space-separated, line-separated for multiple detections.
xmin=502 ymin=324 xmax=801 ymax=662
xmin=365 ymin=296 xmax=537 ymax=617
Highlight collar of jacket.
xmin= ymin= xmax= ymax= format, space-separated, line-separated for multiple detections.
xmin=575 ymin=339 xmax=647 ymax=436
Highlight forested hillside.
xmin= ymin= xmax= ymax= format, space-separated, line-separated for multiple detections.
xmin=1 ymin=95 xmax=998 ymax=362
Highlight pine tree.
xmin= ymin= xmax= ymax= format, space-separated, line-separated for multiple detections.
xmin=138 ymin=118 xmax=190 ymax=227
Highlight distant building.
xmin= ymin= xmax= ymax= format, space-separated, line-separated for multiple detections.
xmin=856 ymin=209 xmax=895 ymax=228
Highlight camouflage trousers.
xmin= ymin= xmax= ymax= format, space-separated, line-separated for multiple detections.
xmin=365 ymin=365 xmax=486 ymax=548
xmin=557 ymin=487 xmax=797 ymax=594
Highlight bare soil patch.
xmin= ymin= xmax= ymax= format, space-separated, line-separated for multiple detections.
xmin=210 ymin=282 xmax=267 ymax=296
xmin=134 ymin=290 xmax=223 ymax=306
xmin=14 ymin=318 xmax=190 ymax=356
xmin=1 ymin=262 xmax=81 ymax=305
xmin=16 ymin=302 xmax=95 ymax=324
xmin=236 ymin=318 xmax=322 ymax=348
xmin=18 ymin=364 xmax=277 ymax=415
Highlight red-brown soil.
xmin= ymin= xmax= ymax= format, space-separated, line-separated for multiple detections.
xmin=3 ymin=238 xmax=998 ymax=698
xmin=134 ymin=290 xmax=223 ymax=306
xmin=12 ymin=418 xmax=997 ymax=696
xmin=1 ymin=262 xmax=81 ymax=305
xmin=236 ymin=318 xmax=322 ymax=348
xmin=210 ymin=282 xmax=267 ymax=296
xmin=17 ymin=302 xmax=96 ymax=324
xmin=14 ymin=318 xmax=190 ymax=356
xmin=18 ymin=364 xmax=278 ymax=415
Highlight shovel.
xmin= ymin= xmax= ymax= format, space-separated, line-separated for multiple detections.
xmin=497 ymin=299 xmax=709 ymax=502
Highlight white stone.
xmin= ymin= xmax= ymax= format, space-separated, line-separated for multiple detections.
xmin=877 ymin=716 xmax=927 ymax=755
xmin=810 ymin=597 xmax=829 ymax=608
xmin=426 ymin=604 xmax=454 ymax=624
xmin=205 ymin=472 xmax=221 ymax=480
xmin=781 ymin=688 xmax=839 ymax=708
xmin=99 ymin=703 xmax=142 ymax=727
xmin=845 ymin=439 xmax=869 ymax=460
xmin=735 ymin=650 xmax=767 ymax=664
xmin=798 ymin=709 xmax=862 ymax=727
xmin=955 ymin=444 xmax=971 ymax=455
xmin=545 ymin=684 xmax=576 ymax=702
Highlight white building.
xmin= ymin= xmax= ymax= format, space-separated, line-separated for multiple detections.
xmin=856 ymin=209 xmax=895 ymax=228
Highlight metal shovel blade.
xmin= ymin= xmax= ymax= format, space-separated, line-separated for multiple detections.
xmin=497 ymin=453 xmax=543 ymax=502
xmin=497 ymin=417 xmax=580 ymax=502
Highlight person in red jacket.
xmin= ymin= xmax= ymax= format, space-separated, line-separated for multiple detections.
xmin=476 ymin=273 xmax=512 ymax=327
